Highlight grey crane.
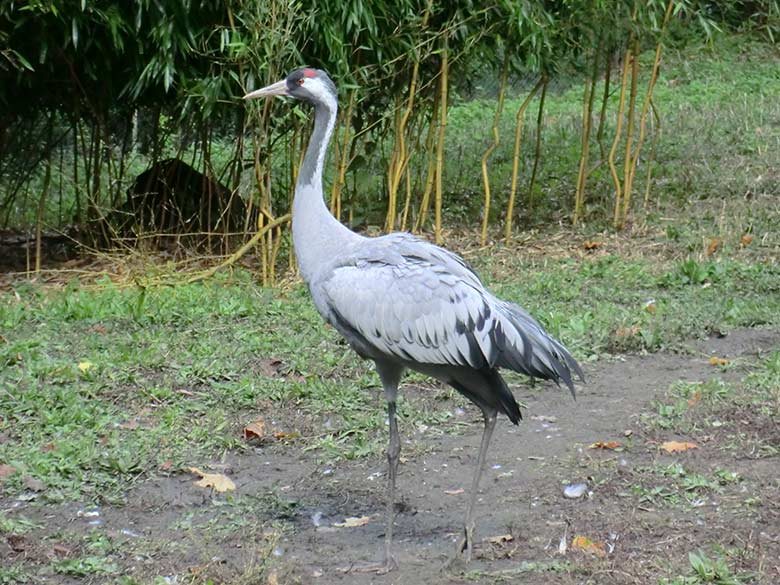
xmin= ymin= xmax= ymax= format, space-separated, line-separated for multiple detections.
xmin=244 ymin=68 xmax=584 ymax=572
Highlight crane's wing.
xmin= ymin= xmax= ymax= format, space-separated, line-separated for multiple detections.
xmin=317 ymin=234 xmax=583 ymax=393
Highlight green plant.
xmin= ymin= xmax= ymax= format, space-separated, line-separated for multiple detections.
xmin=662 ymin=549 xmax=753 ymax=584
xmin=54 ymin=556 xmax=118 ymax=577
xmin=0 ymin=565 xmax=30 ymax=585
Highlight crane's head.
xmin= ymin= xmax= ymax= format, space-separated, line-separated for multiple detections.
xmin=243 ymin=68 xmax=337 ymax=110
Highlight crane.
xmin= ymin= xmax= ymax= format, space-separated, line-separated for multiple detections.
xmin=244 ymin=68 xmax=584 ymax=573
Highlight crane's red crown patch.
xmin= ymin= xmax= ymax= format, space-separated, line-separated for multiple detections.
xmin=303 ymin=68 xmax=316 ymax=78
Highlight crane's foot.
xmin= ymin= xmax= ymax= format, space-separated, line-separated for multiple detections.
xmin=339 ymin=556 xmax=398 ymax=574
xmin=442 ymin=524 xmax=476 ymax=571
xmin=459 ymin=523 xmax=475 ymax=562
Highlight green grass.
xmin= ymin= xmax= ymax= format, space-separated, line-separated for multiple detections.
xmin=2 ymin=231 xmax=779 ymax=504
xmin=0 ymin=565 xmax=30 ymax=585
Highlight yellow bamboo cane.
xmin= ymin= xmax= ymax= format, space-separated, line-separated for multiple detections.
xmin=330 ymin=89 xmax=355 ymax=220
xmin=504 ymin=78 xmax=543 ymax=244
xmin=573 ymin=40 xmax=602 ymax=225
xmin=526 ymin=77 xmax=548 ymax=214
xmin=480 ymin=58 xmax=508 ymax=245
xmin=385 ymin=60 xmax=421 ymax=233
xmin=619 ymin=38 xmax=640 ymax=228
xmin=610 ymin=44 xmax=632 ymax=229
xmin=629 ymin=0 xmax=675 ymax=214
xmin=643 ymin=97 xmax=661 ymax=209
xmin=434 ymin=35 xmax=449 ymax=245
xmin=414 ymin=96 xmax=439 ymax=233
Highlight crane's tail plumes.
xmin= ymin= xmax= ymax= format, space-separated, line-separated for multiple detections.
xmin=495 ymin=300 xmax=585 ymax=399
xmin=447 ymin=367 xmax=522 ymax=425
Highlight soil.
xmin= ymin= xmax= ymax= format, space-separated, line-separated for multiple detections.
xmin=3 ymin=328 xmax=779 ymax=584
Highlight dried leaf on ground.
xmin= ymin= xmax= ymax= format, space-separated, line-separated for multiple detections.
xmin=273 ymin=430 xmax=300 ymax=441
xmin=7 ymin=535 xmax=28 ymax=552
xmin=687 ymin=390 xmax=702 ymax=407
xmin=187 ymin=467 xmax=236 ymax=492
xmin=243 ymin=418 xmax=266 ymax=440
xmin=740 ymin=234 xmax=753 ymax=246
xmin=333 ymin=516 xmax=371 ymax=528
xmin=22 ymin=476 xmax=45 ymax=492
xmin=615 ymin=326 xmax=640 ymax=339
xmin=571 ymin=535 xmax=607 ymax=557
xmin=588 ymin=441 xmax=621 ymax=450
xmin=257 ymin=358 xmax=283 ymax=377
xmin=77 ymin=361 xmax=93 ymax=373
xmin=661 ymin=441 xmax=698 ymax=453
xmin=0 ymin=464 xmax=17 ymax=480
xmin=487 ymin=534 xmax=514 ymax=545
xmin=119 ymin=419 xmax=140 ymax=430
xmin=706 ymin=237 xmax=721 ymax=256
xmin=709 ymin=357 xmax=730 ymax=366
xmin=52 ymin=543 xmax=72 ymax=557
xmin=583 ymin=240 xmax=602 ymax=251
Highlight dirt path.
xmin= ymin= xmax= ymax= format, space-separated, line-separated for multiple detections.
xmin=3 ymin=328 xmax=779 ymax=584
xmin=269 ymin=328 xmax=779 ymax=584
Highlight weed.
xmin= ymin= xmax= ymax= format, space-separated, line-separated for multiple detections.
xmin=662 ymin=549 xmax=754 ymax=584
xmin=0 ymin=513 xmax=41 ymax=535
xmin=0 ymin=566 xmax=30 ymax=585
xmin=53 ymin=556 xmax=118 ymax=577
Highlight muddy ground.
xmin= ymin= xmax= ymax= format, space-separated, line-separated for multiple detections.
xmin=3 ymin=328 xmax=779 ymax=584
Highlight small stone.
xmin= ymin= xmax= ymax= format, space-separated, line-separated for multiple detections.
xmin=563 ymin=482 xmax=588 ymax=499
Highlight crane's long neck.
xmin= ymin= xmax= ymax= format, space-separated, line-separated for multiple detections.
xmin=292 ymin=99 xmax=358 ymax=284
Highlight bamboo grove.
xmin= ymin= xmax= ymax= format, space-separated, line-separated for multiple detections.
xmin=1 ymin=0 xmax=778 ymax=279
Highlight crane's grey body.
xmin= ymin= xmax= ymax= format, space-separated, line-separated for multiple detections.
xmin=245 ymin=68 xmax=583 ymax=572
xmin=309 ymin=232 xmax=579 ymax=417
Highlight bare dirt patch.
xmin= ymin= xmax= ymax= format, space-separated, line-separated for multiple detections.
xmin=3 ymin=328 xmax=779 ymax=584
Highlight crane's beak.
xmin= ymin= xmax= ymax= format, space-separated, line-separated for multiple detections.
xmin=243 ymin=79 xmax=289 ymax=100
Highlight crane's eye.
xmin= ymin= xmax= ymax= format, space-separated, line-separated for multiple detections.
xmin=296 ymin=78 xmax=305 ymax=86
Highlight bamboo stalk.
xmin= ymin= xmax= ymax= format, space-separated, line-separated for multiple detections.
xmin=504 ymin=78 xmax=543 ymax=244
xmin=643 ymin=96 xmax=661 ymax=209
xmin=526 ymin=76 xmax=548 ymax=214
xmin=434 ymin=35 xmax=449 ymax=245
xmin=573 ymin=40 xmax=602 ymax=225
xmin=630 ymin=0 xmax=675 ymax=212
xmin=480 ymin=58 xmax=508 ymax=245
xmin=400 ymin=164 xmax=412 ymax=231
xmin=610 ymin=44 xmax=632 ymax=229
xmin=596 ymin=50 xmax=612 ymax=162
xmin=331 ymin=88 xmax=355 ymax=221
xmin=620 ymin=38 xmax=640 ymax=227
xmin=186 ymin=213 xmax=291 ymax=284
xmin=35 ymin=149 xmax=53 ymax=273
xmin=385 ymin=98 xmax=402 ymax=231
xmin=414 ymin=96 xmax=439 ymax=233
xmin=386 ymin=58 xmax=421 ymax=232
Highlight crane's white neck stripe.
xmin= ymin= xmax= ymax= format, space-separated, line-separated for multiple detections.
xmin=297 ymin=81 xmax=338 ymax=188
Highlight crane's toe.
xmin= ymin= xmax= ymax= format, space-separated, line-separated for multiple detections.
xmin=343 ymin=556 xmax=398 ymax=574
xmin=441 ymin=523 xmax=477 ymax=572
xmin=458 ymin=522 xmax=476 ymax=562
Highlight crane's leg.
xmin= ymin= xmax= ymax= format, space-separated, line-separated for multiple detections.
xmin=456 ymin=409 xmax=497 ymax=563
xmin=351 ymin=361 xmax=403 ymax=573
xmin=382 ymin=398 xmax=401 ymax=569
